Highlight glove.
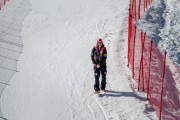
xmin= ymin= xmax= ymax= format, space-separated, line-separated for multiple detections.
xmin=96 ymin=64 xmax=100 ymax=68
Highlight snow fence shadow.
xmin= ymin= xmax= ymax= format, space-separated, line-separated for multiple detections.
xmin=0 ymin=0 xmax=31 ymax=119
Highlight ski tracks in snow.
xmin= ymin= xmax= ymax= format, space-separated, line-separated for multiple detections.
xmin=84 ymin=14 xmax=124 ymax=120
xmin=1 ymin=0 xmax=158 ymax=119
xmin=84 ymin=6 xmax=158 ymax=120
xmin=85 ymin=91 xmax=120 ymax=120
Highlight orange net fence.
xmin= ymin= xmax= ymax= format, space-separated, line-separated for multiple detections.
xmin=128 ymin=0 xmax=180 ymax=120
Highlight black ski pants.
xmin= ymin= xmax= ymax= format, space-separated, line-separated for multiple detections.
xmin=94 ymin=64 xmax=107 ymax=91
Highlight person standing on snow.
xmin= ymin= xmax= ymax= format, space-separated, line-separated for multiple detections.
xmin=91 ymin=38 xmax=107 ymax=93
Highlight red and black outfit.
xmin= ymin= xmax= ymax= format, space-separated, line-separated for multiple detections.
xmin=91 ymin=44 xmax=107 ymax=91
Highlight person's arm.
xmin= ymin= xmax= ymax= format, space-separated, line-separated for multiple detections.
xmin=91 ymin=47 xmax=96 ymax=64
xmin=100 ymin=48 xmax=107 ymax=66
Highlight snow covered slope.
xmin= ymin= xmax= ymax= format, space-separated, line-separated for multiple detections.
xmin=0 ymin=0 xmax=158 ymax=120
xmin=159 ymin=0 xmax=180 ymax=65
xmin=0 ymin=0 xmax=30 ymax=119
xmin=137 ymin=0 xmax=180 ymax=66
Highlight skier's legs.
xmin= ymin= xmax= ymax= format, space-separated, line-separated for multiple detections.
xmin=94 ymin=68 xmax=100 ymax=91
xmin=100 ymin=65 xmax=107 ymax=90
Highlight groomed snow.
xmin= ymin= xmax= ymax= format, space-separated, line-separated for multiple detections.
xmin=0 ymin=0 xmax=158 ymax=120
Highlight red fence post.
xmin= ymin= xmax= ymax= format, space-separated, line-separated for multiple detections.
xmin=159 ymin=51 xmax=167 ymax=120
xmin=146 ymin=0 xmax=148 ymax=9
xmin=138 ymin=0 xmax=141 ymax=19
xmin=138 ymin=31 xmax=143 ymax=91
xmin=131 ymin=0 xmax=135 ymax=15
xmin=144 ymin=0 xmax=146 ymax=12
xmin=132 ymin=26 xmax=136 ymax=78
xmin=128 ymin=6 xmax=133 ymax=68
xmin=147 ymin=40 xmax=153 ymax=99
xmin=138 ymin=57 xmax=142 ymax=91
xmin=142 ymin=32 xmax=146 ymax=91
xmin=138 ymin=32 xmax=146 ymax=91
xmin=134 ymin=0 xmax=137 ymax=21
xmin=4 ymin=0 xmax=6 ymax=5
xmin=128 ymin=7 xmax=132 ymax=67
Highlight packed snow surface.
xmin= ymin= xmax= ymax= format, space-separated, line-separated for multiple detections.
xmin=0 ymin=0 xmax=172 ymax=120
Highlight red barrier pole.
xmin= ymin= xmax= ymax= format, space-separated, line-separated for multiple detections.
xmin=139 ymin=32 xmax=146 ymax=91
xmin=130 ymin=0 xmax=134 ymax=7
xmin=146 ymin=0 xmax=148 ymax=8
xmin=159 ymin=51 xmax=167 ymax=120
xmin=4 ymin=0 xmax=6 ymax=5
xmin=138 ymin=58 xmax=142 ymax=91
xmin=142 ymin=32 xmax=146 ymax=91
xmin=130 ymin=0 xmax=132 ymax=13
xmin=142 ymin=53 xmax=145 ymax=91
xmin=130 ymin=19 xmax=134 ymax=67
xmin=147 ymin=40 xmax=153 ymax=100
xmin=138 ymin=31 xmax=144 ymax=91
xmin=129 ymin=8 xmax=133 ymax=67
xmin=138 ymin=0 xmax=141 ymax=19
xmin=132 ymin=26 xmax=136 ymax=78
xmin=145 ymin=0 xmax=146 ymax=9
xmin=134 ymin=0 xmax=137 ymax=21
xmin=144 ymin=0 xmax=146 ymax=12
xmin=128 ymin=0 xmax=133 ymax=67
xmin=131 ymin=0 xmax=135 ymax=16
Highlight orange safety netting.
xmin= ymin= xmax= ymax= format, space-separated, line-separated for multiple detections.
xmin=127 ymin=0 xmax=180 ymax=120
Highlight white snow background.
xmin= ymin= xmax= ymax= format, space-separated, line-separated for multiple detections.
xmin=0 ymin=0 xmax=179 ymax=120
